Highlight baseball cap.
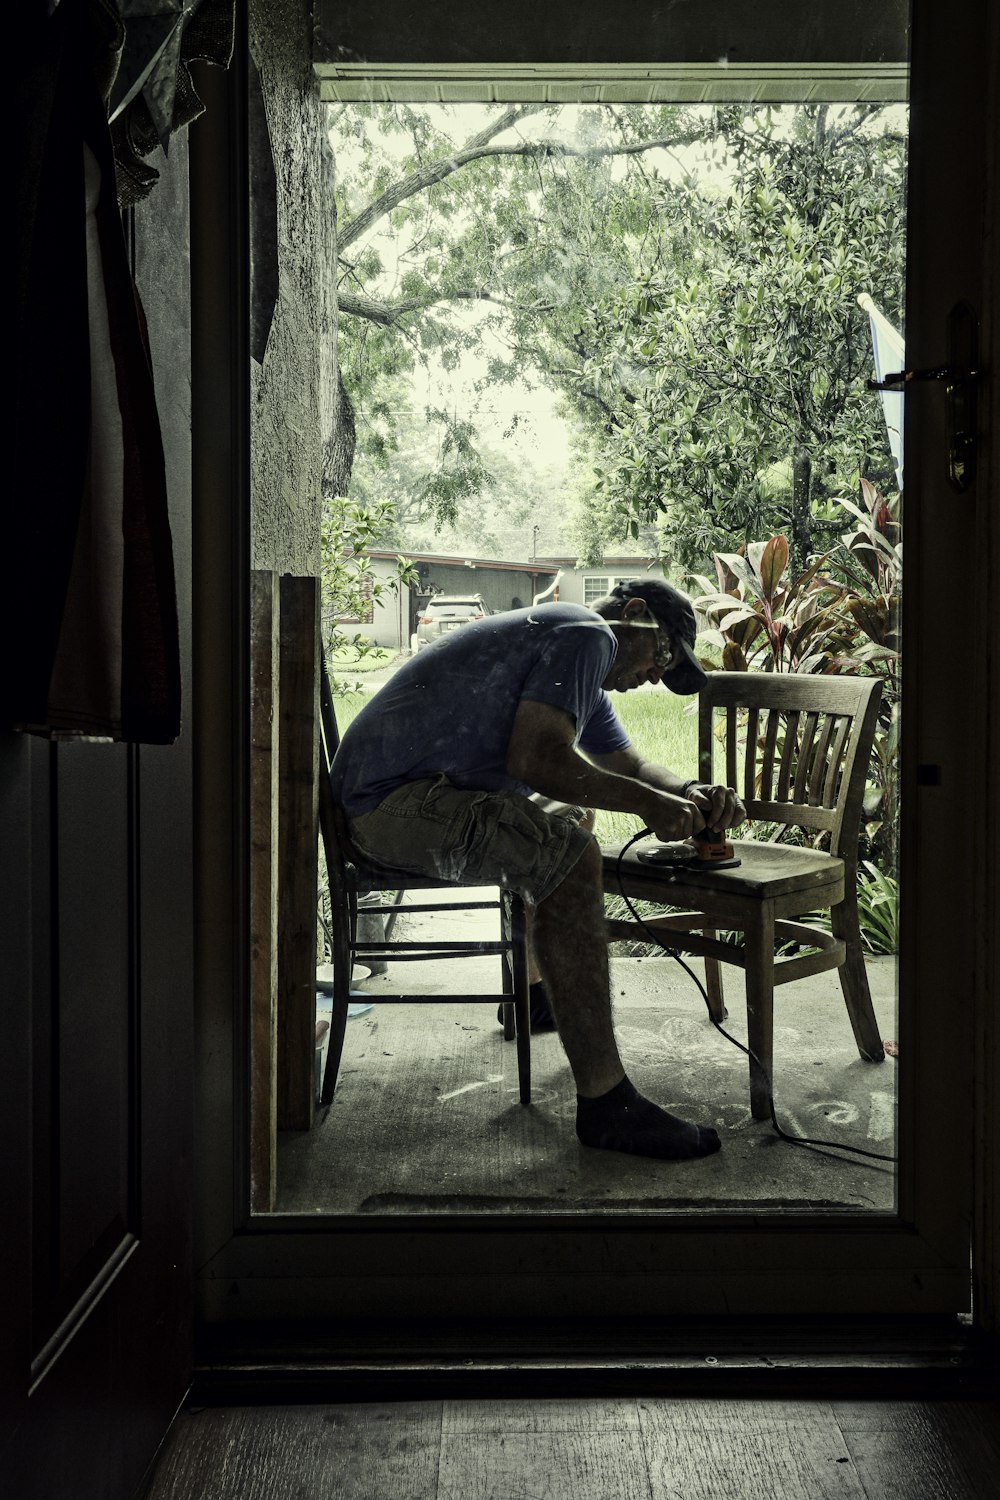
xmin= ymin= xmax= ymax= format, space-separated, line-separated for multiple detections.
xmin=606 ymin=578 xmax=708 ymax=695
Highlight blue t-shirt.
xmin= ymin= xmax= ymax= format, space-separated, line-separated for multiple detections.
xmin=332 ymin=603 xmax=632 ymax=817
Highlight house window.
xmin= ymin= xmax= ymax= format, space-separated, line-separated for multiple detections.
xmin=584 ymin=575 xmax=639 ymax=605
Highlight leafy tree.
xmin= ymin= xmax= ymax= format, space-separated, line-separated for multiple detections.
xmin=572 ymin=106 xmax=907 ymax=570
xmin=329 ymin=103 xmax=906 ymax=577
xmin=328 ymin=103 xmax=708 ymax=547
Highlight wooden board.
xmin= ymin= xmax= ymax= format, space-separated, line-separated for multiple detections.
xmin=250 ymin=571 xmax=279 ymax=1207
xmin=145 ymin=1403 xmax=443 ymax=1500
xmin=143 ymin=1398 xmax=1000 ymax=1500
xmin=277 ymin=576 xmax=320 ymax=1131
xmin=639 ymin=1402 xmax=867 ymax=1500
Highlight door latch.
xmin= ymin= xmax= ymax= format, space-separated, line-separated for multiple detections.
xmin=867 ymin=301 xmax=980 ymax=492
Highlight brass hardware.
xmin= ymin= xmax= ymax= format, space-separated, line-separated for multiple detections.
xmin=866 ymin=302 xmax=980 ymax=492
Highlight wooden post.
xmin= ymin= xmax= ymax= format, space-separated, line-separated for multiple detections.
xmin=277 ymin=576 xmax=320 ymax=1130
xmin=249 ymin=571 xmax=279 ymax=1208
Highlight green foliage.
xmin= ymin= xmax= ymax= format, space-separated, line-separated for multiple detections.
xmin=690 ymin=478 xmax=902 ymax=872
xmin=855 ymin=860 xmax=899 ymax=954
xmin=331 ymin=104 xmax=907 ymax=572
xmin=690 ymin=535 xmax=855 ymax=674
xmin=569 ymin=107 xmax=906 ymax=568
xmin=332 ymin=102 xmax=708 ymax=551
xmin=320 ymin=495 xmax=416 ymax=691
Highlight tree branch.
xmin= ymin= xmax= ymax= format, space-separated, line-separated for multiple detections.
xmin=338 ymin=105 xmax=546 ymax=250
xmin=338 ymin=120 xmax=709 ymax=251
xmin=338 ymin=285 xmax=557 ymax=326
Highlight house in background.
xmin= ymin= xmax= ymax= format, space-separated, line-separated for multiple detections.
xmin=342 ymin=551 xmax=669 ymax=650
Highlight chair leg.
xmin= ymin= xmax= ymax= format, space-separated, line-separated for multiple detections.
xmin=500 ymin=895 xmax=517 ymax=1041
xmin=703 ymin=929 xmax=727 ymax=1022
xmin=319 ymin=896 xmax=353 ymax=1108
xmin=508 ymin=894 xmax=531 ymax=1104
xmin=831 ymin=886 xmax=886 ymax=1063
xmin=319 ymin=1000 xmax=348 ymax=1109
xmin=744 ymin=903 xmax=776 ymax=1122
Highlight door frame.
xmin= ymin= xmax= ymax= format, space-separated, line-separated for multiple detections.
xmin=190 ymin=0 xmax=998 ymax=1334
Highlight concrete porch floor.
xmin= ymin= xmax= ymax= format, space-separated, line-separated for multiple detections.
xmin=276 ymin=891 xmax=898 ymax=1216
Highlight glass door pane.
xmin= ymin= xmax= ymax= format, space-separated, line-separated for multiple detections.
xmin=215 ymin=0 xmax=971 ymax=1326
xmin=253 ymin=91 xmax=907 ymax=1220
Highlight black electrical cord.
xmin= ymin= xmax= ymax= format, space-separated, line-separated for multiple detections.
xmin=615 ymin=827 xmax=897 ymax=1164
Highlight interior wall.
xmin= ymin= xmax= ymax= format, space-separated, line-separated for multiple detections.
xmin=0 ymin=126 xmax=196 ymax=1497
xmin=249 ymin=0 xmax=338 ymax=575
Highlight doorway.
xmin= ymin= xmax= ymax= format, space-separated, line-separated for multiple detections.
xmin=267 ymin=97 xmax=904 ymax=1219
xmin=193 ymin=0 xmax=993 ymax=1326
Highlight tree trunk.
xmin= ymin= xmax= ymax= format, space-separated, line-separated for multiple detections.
xmin=790 ymin=446 xmax=813 ymax=574
xmin=322 ymin=364 xmax=356 ymax=499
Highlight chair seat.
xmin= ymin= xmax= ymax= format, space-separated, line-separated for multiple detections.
xmin=603 ymin=838 xmax=846 ymax=903
xmin=345 ymin=855 xmax=490 ymax=898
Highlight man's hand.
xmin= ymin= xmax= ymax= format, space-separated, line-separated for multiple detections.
xmin=643 ymin=790 xmax=707 ymax=843
xmin=686 ymin=783 xmax=746 ymax=833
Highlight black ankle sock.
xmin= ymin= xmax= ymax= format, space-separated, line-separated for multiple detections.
xmin=576 ymin=1076 xmax=722 ymax=1161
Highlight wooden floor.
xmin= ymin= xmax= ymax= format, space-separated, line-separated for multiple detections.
xmin=145 ymin=1396 xmax=1000 ymax=1499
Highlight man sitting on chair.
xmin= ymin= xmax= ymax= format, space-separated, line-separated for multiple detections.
xmin=331 ymin=579 xmax=744 ymax=1162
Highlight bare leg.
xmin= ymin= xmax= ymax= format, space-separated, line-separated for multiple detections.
xmin=523 ymin=905 xmax=543 ymax=987
xmin=532 ymin=841 xmax=721 ymax=1160
xmin=530 ymin=840 xmax=624 ymax=1096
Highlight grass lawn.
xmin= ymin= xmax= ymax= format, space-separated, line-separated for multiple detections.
xmin=595 ymin=689 xmax=699 ymax=843
xmin=329 ymin=645 xmax=398 ymax=673
xmin=330 ymin=679 xmax=699 ymax=844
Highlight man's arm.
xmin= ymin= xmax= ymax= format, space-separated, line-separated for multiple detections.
xmin=506 ymin=701 xmax=704 ymax=842
xmin=591 ymin=745 xmax=746 ymax=833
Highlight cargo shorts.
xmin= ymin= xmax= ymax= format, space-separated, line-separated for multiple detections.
xmin=347 ymin=776 xmax=593 ymax=906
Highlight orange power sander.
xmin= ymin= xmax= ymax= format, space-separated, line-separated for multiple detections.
xmin=637 ymin=824 xmax=741 ymax=870
xmin=690 ymin=825 xmax=740 ymax=866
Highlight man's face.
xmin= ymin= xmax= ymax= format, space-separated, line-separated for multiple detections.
xmin=602 ymin=608 xmax=677 ymax=693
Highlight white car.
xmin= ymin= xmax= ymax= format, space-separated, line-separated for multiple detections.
xmin=415 ymin=594 xmax=492 ymax=647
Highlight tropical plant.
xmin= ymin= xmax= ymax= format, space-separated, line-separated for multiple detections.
xmin=689 ymin=535 xmax=853 ymax=675
xmin=856 ymin=860 xmax=899 ymax=954
xmin=826 ymin=478 xmax=902 ymax=866
xmin=690 ymin=480 xmax=902 ymax=870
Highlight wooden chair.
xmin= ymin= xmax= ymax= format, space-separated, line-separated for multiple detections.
xmin=603 ymin=671 xmax=886 ymax=1120
xmin=316 ymin=663 xmax=531 ymax=1110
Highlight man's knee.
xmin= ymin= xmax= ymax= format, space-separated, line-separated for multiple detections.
xmin=542 ymin=834 xmax=602 ymax=900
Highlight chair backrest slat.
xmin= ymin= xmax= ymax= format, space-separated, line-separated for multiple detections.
xmin=775 ymin=709 xmax=800 ymax=802
xmin=808 ymin=713 xmax=838 ymax=805
xmin=698 ymin=671 xmax=882 ymax=862
xmin=744 ymin=707 xmax=759 ymax=805
xmin=318 ymin=653 xmax=355 ymax=890
xmin=726 ymin=705 xmax=738 ymax=790
xmin=792 ymin=712 xmax=819 ymax=803
xmin=824 ymin=715 xmax=852 ymax=807
xmin=759 ymin=707 xmax=780 ymax=802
